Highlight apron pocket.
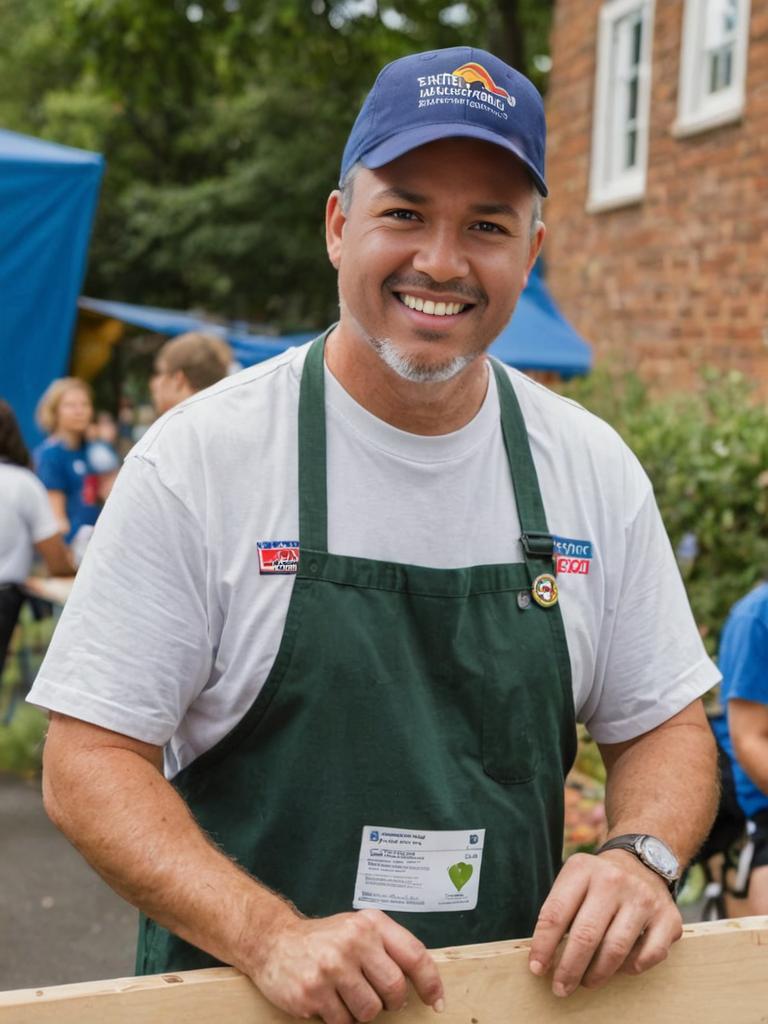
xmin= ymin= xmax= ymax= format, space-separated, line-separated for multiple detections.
xmin=481 ymin=664 xmax=541 ymax=785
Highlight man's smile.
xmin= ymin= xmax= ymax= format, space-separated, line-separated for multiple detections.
xmin=395 ymin=293 xmax=470 ymax=317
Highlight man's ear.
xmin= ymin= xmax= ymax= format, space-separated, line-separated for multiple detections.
xmin=523 ymin=221 xmax=546 ymax=288
xmin=325 ymin=190 xmax=346 ymax=270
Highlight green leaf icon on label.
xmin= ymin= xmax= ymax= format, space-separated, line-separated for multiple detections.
xmin=448 ymin=862 xmax=473 ymax=892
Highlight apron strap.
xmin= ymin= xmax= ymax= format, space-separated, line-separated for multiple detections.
xmin=299 ymin=337 xmax=555 ymax=572
xmin=490 ymin=358 xmax=555 ymax=573
xmin=298 ymin=335 xmax=329 ymax=553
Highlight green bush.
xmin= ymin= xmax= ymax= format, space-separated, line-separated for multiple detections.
xmin=563 ymin=366 xmax=768 ymax=656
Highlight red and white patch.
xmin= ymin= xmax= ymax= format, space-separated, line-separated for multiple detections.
xmin=556 ymin=556 xmax=591 ymax=576
xmin=258 ymin=541 xmax=299 ymax=575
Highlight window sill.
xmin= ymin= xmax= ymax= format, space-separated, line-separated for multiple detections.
xmin=672 ymin=104 xmax=744 ymax=138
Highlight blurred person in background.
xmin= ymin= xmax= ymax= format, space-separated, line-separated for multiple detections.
xmin=713 ymin=581 xmax=768 ymax=915
xmin=34 ymin=378 xmax=120 ymax=557
xmin=0 ymin=400 xmax=74 ymax=677
xmin=149 ymin=331 xmax=232 ymax=416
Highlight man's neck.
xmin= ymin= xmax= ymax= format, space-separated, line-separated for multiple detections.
xmin=324 ymin=327 xmax=490 ymax=436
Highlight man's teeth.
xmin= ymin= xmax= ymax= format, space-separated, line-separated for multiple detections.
xmin=400 ymin=294 xmax=466 ymax=316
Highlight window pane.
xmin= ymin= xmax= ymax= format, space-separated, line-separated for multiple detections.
xmin=705 ymin=0 xmax=738 ymax=49
xmin=626 ymin=128 xmax=637 ymax=169
xmin=627 ymin=76 xmax=639 ymax=120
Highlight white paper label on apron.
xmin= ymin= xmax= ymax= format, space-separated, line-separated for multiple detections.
xmin=353 ymin=826 xmax=486 ymax=913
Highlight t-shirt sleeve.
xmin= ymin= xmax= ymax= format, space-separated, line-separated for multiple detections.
xmin=36 ymin=444 xmax=69 ymax=492
xmin=581 ymin=485 xmax=720 ymax=743
xmin=23 ymin=472 xmax=60 ymax=542
xmin=722 ymin=613 xmax=768 ymax=707
xmin=27 ymin=455 xmax=213 ymax=746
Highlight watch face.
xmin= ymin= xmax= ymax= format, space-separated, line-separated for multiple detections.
xmin=639 ymin=836 xmax=679 ymax=878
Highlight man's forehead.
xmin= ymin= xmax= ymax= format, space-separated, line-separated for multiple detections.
xmin=355 ymin=140 xmax=533 ymax=205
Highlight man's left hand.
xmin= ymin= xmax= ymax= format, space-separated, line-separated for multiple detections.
xmin=527 ymin=849 xmax=682 ymax=997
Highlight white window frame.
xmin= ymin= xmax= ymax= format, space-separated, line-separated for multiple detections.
xmin=674 ymin=0 xmax=751 ymax=137
xmin=588 ymin=0 xmax=656 ymax=213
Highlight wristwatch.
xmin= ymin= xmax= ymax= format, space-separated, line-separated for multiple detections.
xmin=595 ymin=834 xmax=681 ymax=895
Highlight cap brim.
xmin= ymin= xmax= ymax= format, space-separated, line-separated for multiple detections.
xmin=360 ymin=123 xmax=548 ymax=197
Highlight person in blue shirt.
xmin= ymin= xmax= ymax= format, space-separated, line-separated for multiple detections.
xmin=716 ymin=581 xmax=768 ymax=914
xmin=34 ymin=378 xmax=119 ymax=549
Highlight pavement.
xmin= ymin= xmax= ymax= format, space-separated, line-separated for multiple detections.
xmin=0 ymin=773 xmax=136 ymax=992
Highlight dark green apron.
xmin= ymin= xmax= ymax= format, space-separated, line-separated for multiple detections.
xmin=138 ymin=335 xmax=576 ymax=972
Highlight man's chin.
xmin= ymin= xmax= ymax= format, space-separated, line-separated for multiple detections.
xmin=370 ymin=335 xmax=481 ymax=384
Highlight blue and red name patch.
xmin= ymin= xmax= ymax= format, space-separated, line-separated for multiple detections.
xmin=257 ymin=540 xmax=300 ymax=575
xmin=553 ymin=536 xmax=593 ymax=576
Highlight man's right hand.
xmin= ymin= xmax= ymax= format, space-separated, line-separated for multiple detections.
xmin=249 ymin=908 xmax=445 ymax=1024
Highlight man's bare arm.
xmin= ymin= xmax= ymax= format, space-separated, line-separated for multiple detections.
xmin=528 ymin=697 xmax=717 ymax=997
xmin=43 ymin=714 xmax=444 ymax=1024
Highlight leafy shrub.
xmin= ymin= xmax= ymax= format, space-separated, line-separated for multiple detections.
xmin=562 ymin=366 xmax=768 ymax=655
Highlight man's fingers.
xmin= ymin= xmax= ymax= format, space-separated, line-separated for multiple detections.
xmin=359 ymin=951 xmax=409 ymax=1011
xmin=579 ymin=905 xmax=651 ymax=990
xmin=337 ymin=974 xmax=385 ymax=1023
xmin=312 ymin=989 xmax=356 ymax=1024
xmin=549 ymin=890 xmax=619 ymax=997
xmin=528 ymin=855 xmax=591 ymax=976
xmin=619 ymin=911 xmax=683 ymax=977
xmin=369 ymin=910 xmax=444 ymax=1010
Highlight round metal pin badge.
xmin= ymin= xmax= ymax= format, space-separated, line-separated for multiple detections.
xmin=531 ymin=573 xmax=559 ymax=608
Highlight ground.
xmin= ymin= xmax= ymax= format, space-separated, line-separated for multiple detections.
xmin=0 ymin=773 xmax=136 ymax=990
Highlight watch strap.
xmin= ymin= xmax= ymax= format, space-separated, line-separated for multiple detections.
xmin=596 ymin=834 xmax=680 ymax=896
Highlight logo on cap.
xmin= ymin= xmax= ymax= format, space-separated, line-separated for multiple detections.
xmin=416 ymin=62 xmax=516 ymax=120
xmin=452 ymin=63 xmax=515 ymax=107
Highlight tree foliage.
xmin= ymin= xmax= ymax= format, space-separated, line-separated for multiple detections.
xmin=0 ymin=0 xmax=554 ymax=329
xmin=563 ymin=367 xmax=768 ymax=656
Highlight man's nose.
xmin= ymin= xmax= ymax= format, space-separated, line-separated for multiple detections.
xmin=411 ymin=225 xmax=470 ymax=282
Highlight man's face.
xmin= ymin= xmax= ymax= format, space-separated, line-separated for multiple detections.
xmin=326 ymin=138 xmax=545 ymax=383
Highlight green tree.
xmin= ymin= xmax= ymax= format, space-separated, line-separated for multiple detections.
xmin=0 ymin=0 xmax=555 ymax=328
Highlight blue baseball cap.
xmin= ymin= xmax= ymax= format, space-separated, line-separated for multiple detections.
xmin=340 ymin=46 xmax=548 ymax=196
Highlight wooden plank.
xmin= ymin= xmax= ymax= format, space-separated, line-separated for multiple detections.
xmin=1 ymin=917 xmax=767 ymax=1024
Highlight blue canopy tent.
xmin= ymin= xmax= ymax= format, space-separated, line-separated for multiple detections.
xmin=0 ymin=130 xmax=104 ymax=446
xmin=80 ymin=264 xmax=590 ymax=377
xmin=487 ymin=264 xmax=591 ymax=377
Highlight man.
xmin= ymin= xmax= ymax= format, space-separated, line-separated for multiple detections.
xmin=712 ymin=582 xmax=768 ymax=914
xmin=149 ymin=330 xmax=232 ymax=414
xmin=30 ymin=47 xmax=718 ymax=1022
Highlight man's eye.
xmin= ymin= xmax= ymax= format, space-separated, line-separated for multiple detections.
xmin=472 ymin=221 xmax=506 ymax=234
xmin=385 ymin=209 xmax=419 ymax=221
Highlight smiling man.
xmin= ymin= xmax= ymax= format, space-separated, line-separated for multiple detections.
xmin=31 ymin=47 xmax=718 ymax=1024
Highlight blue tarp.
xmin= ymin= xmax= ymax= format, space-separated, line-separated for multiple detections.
xmin=80 ymin=264 xmax=591 ymax=377
xmin=488 ymin=264 xmax=592 ymax=378
xmin=77 ymin=297 xmax=316 ymax=366
xmin=0 ymin=130 xmax=104 ymax=446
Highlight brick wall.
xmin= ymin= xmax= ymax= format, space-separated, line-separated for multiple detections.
xmin=543 ymin=0 xmax=768 ymax=391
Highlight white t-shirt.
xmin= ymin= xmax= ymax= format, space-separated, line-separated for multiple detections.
xmin=0 ymin=462 xmax=60 ymax=584
xmin=29 ymin=343 xmax=719 ymax=778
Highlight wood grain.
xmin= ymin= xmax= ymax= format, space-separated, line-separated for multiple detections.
xmin=1 ymin=917 xmax=767 ymax=1023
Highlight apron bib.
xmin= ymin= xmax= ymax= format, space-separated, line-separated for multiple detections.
xmin=138 ymin=336 xmax=576 ymax=972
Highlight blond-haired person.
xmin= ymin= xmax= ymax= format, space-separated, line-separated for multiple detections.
xmin=149 ymin=332 xmax=232 ymax=415
xmin=34 ymin=377 xmax=119 ymax=549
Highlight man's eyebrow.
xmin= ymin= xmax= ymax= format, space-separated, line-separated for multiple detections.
xmin=469 ymin=202 xmax=523 ymax=222
xmin=371 ymin=186 xmax=428 ymax=205
xmin=371 ymin=188 xmax=523 ymax=223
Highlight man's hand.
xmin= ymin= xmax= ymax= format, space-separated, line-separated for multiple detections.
xmin=250 ymin=908 xmax=445 ymax=1024
xmin=528 ymin=849 xmax=682 ymax=997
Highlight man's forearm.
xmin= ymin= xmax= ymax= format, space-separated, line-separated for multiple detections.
xmin=599 ymin=699 xmax=718 ymax=863
xmin=43 ymin=733 xmax=298 ymax=974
